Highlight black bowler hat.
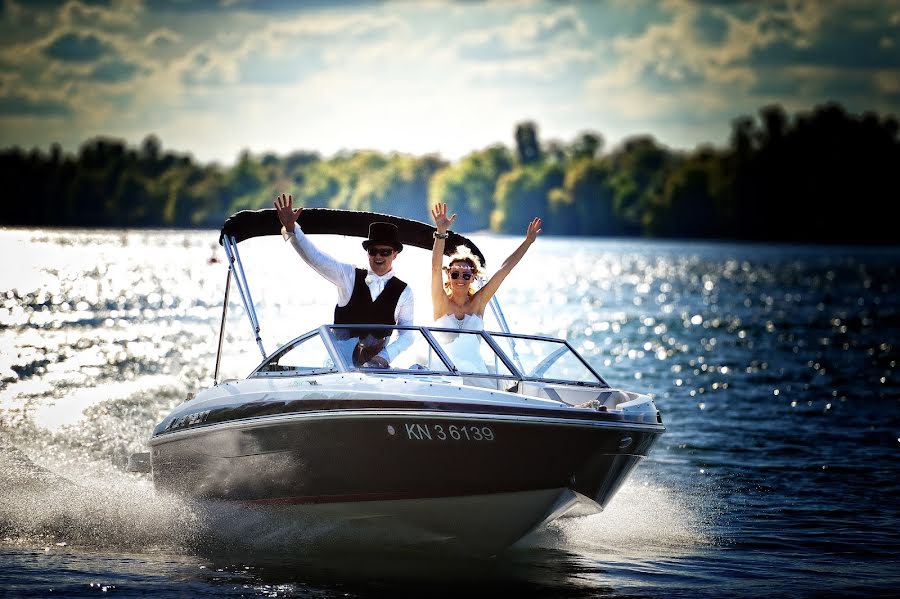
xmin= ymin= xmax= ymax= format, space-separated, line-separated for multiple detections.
xmin=362 ymin=222 xmax=403 ymax=252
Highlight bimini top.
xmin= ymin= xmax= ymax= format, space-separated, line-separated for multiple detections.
xmin=219 ymin=208 xmax=486 ymax=266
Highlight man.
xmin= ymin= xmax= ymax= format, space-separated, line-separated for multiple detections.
xmin=274 ymin=193 xmax=414 ymax=368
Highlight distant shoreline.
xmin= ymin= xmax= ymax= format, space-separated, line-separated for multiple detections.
xmin=3 ymin=225 xmax=897 ymax=248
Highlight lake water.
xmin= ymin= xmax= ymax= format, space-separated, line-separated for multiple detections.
xmin=1 ymin=229 xmax=898 ymax=598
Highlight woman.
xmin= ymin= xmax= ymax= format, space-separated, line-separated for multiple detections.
xmin=430 ymin=203 xmax=542 ymax=331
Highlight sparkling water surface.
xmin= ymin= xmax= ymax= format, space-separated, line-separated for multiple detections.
xmin=1 ymin=229 xmax=898 ymax=598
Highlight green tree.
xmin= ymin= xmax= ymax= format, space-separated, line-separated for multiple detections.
xmin=346 ymin=153 xmax=446 ymax=219
xmin=647 ymin=149 xmax=727 ymax=238
xmin=224 ymin=150 xmax=265 ymax=214
xmin=568 ymin=131 xmax=604 ymax=160
xmin=551 ymin=158 xmax=626 ymax=235
xmin=605 ymin=136 xmax=673 ymax=234
xmin=491 ymin=163 xmax=563 ymax=233
xmin=514 ymin=121 xmax=541 ymax=165
xmin=429 ymin=144 xmax=513 ymax=231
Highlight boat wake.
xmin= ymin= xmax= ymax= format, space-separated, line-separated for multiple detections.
xmin=0 ymin=376 xmax=201 ymax=553
xmin=522 ymin=476 xmax=715 ymax=555
xmin=1 ymin=431 xmax=711 ymax=561
xmin=1 ymin=368 xmax=705 ymax=560
xmin=0 ymin=435 xmax=199 ymax=552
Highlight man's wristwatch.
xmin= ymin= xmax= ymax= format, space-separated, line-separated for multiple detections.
xmin=433 ymin=231 xmax=449 ymax=239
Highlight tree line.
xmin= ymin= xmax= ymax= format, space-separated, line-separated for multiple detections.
xmin=1 ymin=101 xmax=897 ymax=244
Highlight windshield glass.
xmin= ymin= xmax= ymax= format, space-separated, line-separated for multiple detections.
xmin=255 ymin=330 xmax=338 ymax=375
xmin=326 ymin=325 xmax=453 ymax=372
xmin=253 ymin=325 xmax=604 ymax=386
xmin=489 ymin=334 xmax=604 ymax=384
xmin=428 ymin=328 xmax=515 ymax=377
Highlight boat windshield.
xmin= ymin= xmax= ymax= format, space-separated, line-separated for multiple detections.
xmin=253 ymin=325 xmax=606 ymax=387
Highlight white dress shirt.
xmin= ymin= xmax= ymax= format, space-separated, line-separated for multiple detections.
xmin=283 ymin=223 xmax=414 ymax=363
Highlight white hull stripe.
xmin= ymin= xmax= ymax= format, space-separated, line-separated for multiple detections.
xmin=151 ymin=409 xmax=664 ymax=445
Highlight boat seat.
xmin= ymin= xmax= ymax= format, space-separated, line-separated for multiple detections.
xmin=520 ymin=383 xmax=619 ymax=409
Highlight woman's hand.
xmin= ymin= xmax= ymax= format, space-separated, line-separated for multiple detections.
xmin=274 ymin=193 xmax=302 ymax=230
xmin=431 ymin=203 xmax=457 ymax=234
xmin=525 ymin=217 xmax=543 ymax=243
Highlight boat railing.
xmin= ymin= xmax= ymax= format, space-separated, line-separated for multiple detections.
xmin=249 ymin=324 xmax=609 ymax=390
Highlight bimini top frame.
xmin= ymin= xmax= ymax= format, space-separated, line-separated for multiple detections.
xmin=212 ymin=208 xmax=508 ymax=384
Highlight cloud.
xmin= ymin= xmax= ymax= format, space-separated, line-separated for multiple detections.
xmin=588 ymin=0 xmax=900 ymax=120
xmin=579 ymin=0 xmax=900 ymax=151
xmin=257 ymin=10 xmax=406 ymax=41
xmin=587 ymin=9 xmax=716 ymax=115
xmin=144 ymin=28 xmax=181 ymax=51
xmin=458 ymin=6 xmax=588 ymax=62
xmin=145 ymin=0 xmax=367 ymax=12
xmin=59 ymin=0 xmax=141 ymax=29
xmin=178 ymin=48 xmax=237 ymax=86
xmin=584 ymin=1 xmax=769 ymax=131
xmin=170 ymin=11 xmax=410 ymax=88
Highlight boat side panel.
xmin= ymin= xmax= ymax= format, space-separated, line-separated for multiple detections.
xmin=154 ymin=395 xmax=660 ymax=437
xmin=151 ymin=414 xmax=661 ymax=509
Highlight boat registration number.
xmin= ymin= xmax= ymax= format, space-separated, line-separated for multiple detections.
xmin=401 ymin=423 xmax=494 ymax=442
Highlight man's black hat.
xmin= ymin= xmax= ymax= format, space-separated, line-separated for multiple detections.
xmin=361 ymin=222 xmax=403 ymax=252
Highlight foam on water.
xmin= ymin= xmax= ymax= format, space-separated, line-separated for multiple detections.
xmin=521 ymin=477 xmax=715 ymax=557
xmin=0 ymin=436 xmax=199 ymax=553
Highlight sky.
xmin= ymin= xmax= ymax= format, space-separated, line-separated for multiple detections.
xmin=1 ymin=0 xmax=899 ymax=165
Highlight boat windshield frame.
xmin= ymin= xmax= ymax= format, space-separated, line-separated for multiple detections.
xmin=249 ymin=324 xmax=609 ymax=388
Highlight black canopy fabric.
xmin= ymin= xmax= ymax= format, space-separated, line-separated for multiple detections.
xmin=219 ymin=208 xmax=487 ymax=266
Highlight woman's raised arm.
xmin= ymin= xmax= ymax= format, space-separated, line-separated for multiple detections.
xmin=474 ymin=217 xmax=542 ymax=311
xmin=430 ymin=203 xmax=456 ymax=320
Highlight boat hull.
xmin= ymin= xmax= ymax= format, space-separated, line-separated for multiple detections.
xmin=195 ymin=488 xmax=590 ymax=555
xmin=150 ymin=403 xmax=662 ymax=551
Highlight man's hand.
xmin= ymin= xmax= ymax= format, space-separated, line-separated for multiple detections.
xmin=274 ymin=193 xmax=302 ymax=231
xmin=363 ymin=355 xmax=389 ymax=368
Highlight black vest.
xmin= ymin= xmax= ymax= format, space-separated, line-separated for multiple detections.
xmin=334 ymin=269 xmax=407 ymax=337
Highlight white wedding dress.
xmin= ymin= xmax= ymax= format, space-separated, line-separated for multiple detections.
xmin=432 ymin=314 xmax=487 ymax=373
xmin=433 ymin=313 xmax=484 ymax=332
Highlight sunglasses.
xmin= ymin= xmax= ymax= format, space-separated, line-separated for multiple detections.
xmin=449 ymin=271 xmax=473 ymax=281
xmin=367 ymin=248 xmax=395 ymax=257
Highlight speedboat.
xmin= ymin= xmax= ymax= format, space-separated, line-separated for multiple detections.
xmin=134 ymin=208 xmax=665 ymax=555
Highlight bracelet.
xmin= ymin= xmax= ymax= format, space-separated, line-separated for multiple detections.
xmin=433 ymin=231 xmax=449 ymax=239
